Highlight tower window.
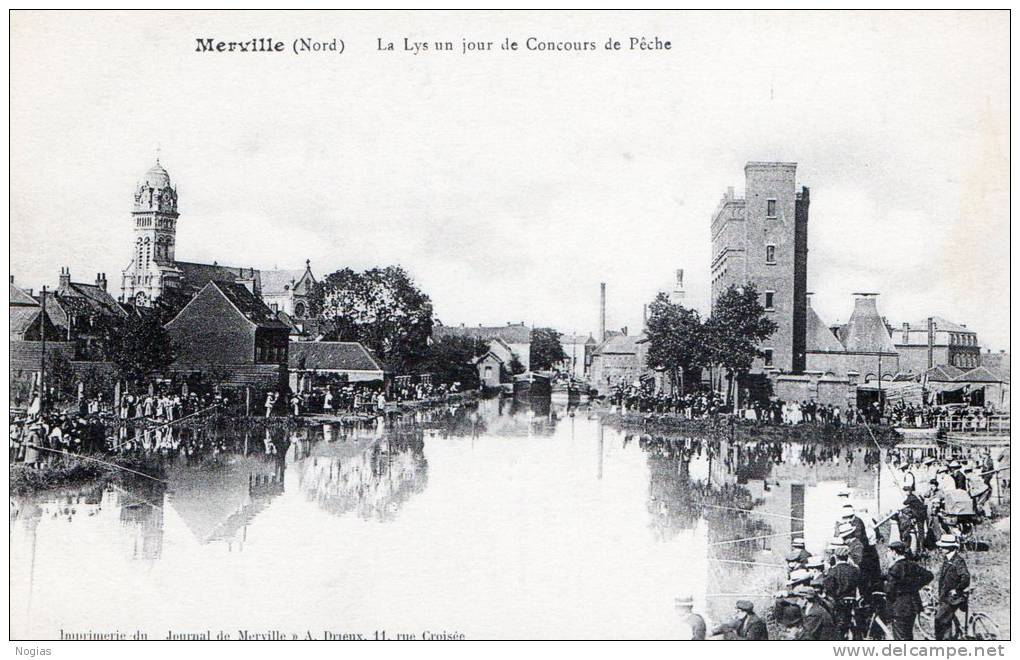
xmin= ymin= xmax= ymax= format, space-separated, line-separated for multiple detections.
xmin=763 ymin=348 xmax=774 ymax=367
xmin=766 ymin=199 xmax=777 ymax=218
xmin=764 ymin=291 xmax=775 ymax=310
xmin=765 ymin=245 xmax=776 ymax=264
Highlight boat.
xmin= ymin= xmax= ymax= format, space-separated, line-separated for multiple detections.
xmin=513 ymin=371 xmax=552 ymax=399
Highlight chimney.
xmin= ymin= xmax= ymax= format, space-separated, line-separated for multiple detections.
xmin=96 ymin=272 xmax=107 ymax=291
xmin=58 ymin=267 xmax=71 ymax=290
xmin=927 ymin=317 xmax=935 ymax=370
xmin=599 ymin=282 xmax=606 ymax=342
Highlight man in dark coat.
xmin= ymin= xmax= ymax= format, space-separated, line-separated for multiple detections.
xmin=827 ymin=546 xmax=861 ymax=638
xmin=794 ymin=586 xmax=840 ymax=640
xmin=934 ymin=535 xmax=970 ymax=640
xmin=884 ymin=541 xmax=934 ymax=640
xmin=950 ymin=461 xmax=968 ymax=490
xmin=711 ymin=600 xmax=768 ymax=640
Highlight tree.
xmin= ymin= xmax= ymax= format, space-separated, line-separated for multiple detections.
xmin=644 ymin=292 xmax=707 ymax=395
xmin=310 ymin=266 xmax=434 ymax=374
xmin=422 ymin=335 xmax=489 ymax=388
xmin=507 ymin=353 xmax=526 ymax=377
xmin=104 ymin=313 xmax=176 ymax=385
xmin=45 ymin=351 xmax=77 ymax=404
xmin=529 ymin=327 xmax=568 ymax=372
xmin=705 ymin=283 xmax=778 ymax=407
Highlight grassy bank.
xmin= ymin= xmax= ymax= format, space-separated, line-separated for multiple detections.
xmin=599 ymin=410 xmax=903 ymax=445
xmin=10 ymin=453 xmax=165 ymax=496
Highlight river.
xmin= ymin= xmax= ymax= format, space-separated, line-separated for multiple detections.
xmin=10 ymin=396 xmax=906 ymax=640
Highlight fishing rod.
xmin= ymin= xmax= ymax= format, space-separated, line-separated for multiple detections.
xmin=700 ymin=502 xmax=806 ymax=522
xmin=108 ymin=403 xmax=222 ymax=450
xmin=707 ymin=558 xmax=786 ymax=568
xmin=24 ymin=444 xmax=167 ymax=484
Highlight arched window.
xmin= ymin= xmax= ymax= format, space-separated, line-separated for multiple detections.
xmin=294 ymin=302 xmax=306 ymax=318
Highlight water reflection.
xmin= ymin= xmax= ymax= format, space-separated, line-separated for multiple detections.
xmin=10 ymin=398 xmax=904 ymax=639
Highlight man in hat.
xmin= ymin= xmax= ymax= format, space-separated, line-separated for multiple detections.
xmin=711 ymin=600 xmax=768 ymax=640
xmin=827 ymin=545 xmax=861 ymax=638
xmin=785 ymin=549 xmax=807 ymax=575
xmin=838 ymin=523 xmax=865 ymax=568
xmin=793 ymin=585 xmax=840 ymax=640
xmin=791 ymin=537 xmax=811 ymax=563
xmin=777 ymin=604 xmax=803 ymax=640
xmin=934 ymin=534 xmax=970 ymax=640
xmin=674 ymin=595 xmax=706 ymax=640
xmin=884 ymin=540 xmax=933 ymax=640
xmin=950 ymin=461 xmax=967 ymax=491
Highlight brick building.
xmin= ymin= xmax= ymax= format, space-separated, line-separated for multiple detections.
xmin=164 ymin=280 xmax=290 ymax=389
xmin=892 ymin=317 xmax=981 ymax=374
xmin=710 ymin=162 xmax=809 ymax=373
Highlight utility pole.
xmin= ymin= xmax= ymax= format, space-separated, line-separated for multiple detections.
xmin=39 ymin=286 xmax=47 ymax=414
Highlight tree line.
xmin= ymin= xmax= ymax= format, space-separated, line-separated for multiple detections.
xmin=644 ymin=283 xmax=777 ymax=404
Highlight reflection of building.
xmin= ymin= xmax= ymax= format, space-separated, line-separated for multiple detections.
xmin=295 ymin=436 xmax=428 ymax=521
xmin=168 ymin=453 xmax=285 ymax=548
xmin=711 ymin=162 xmax=810 ymax=373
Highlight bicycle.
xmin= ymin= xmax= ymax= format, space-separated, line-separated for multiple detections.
xmin=916 ymin=587 xmax=1000 ymax=640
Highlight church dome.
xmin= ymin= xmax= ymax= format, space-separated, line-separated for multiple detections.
xmin=134 ymin=160 xmax=178 ymax=214
xmin=140 ymin=161 xmax=172 ymax=190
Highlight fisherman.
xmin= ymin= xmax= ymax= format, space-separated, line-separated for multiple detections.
xmin=674 ymin=595 xmax=706 ymax=640
xmin=934 ymin=534 xmax=970 ymax=640
xmin=883 ymin=540 xmax=934 ymax=640
xmin=711 ymin=600 xmax=768 ymax=640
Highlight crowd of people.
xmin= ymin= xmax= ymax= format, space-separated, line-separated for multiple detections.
xmin=677 ymin=451 xmax=1004 ymax=641
xmin=277 ymin=380 xmax=463 ymax=417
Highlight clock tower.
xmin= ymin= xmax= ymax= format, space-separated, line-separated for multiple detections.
xmin=120 ymin=160 xmax=184 ymax=306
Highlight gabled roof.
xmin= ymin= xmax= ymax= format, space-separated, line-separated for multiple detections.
xmin=288 ymin=341 xmax=389 ymax=372
xmin=909 ymin=316 xmax=974 ymax=334
xmin=207 ymin=281 xmax=289 ymax=329
xmin=60 ymin=282 xmax=127 ymax=318
xmin=9 ymin=283 xmax=39 ymax=306
xmin=954 ymin=366 xmax=1007 ymax=384
xmin=261 ymin=265 xmax=315 ymax=297
xmin=924 ymin=364 xmax=964 ymax=382
xmin=10 ymin=307 xmax=61 ymax=340
xmin=433 ymin=322 xmax=532 ymax=344
xmin=806 ymin=304 xmax=845 ymax=352
xmin=593 ymin=333 xmax=641 ymax=356
xmin=10 ymin=307 xmax=42 ymax=338
xmin=560 ymin=333 xmax=596 ymax=345
xmin=176 ymin=261 xmax=261 ymax=295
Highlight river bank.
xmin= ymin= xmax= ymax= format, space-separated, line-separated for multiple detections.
xmin=598 ymin=410 xmax=903 ymax=445
xmin=10 ymin=391 xmax=481 ymax=495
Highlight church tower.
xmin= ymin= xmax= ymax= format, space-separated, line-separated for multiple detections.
xmin=121 ymin=160 xmax=183 ymax=306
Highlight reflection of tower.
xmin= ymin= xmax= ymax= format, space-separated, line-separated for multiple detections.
xmin=597 ymin=422 xmax=604 ymax=480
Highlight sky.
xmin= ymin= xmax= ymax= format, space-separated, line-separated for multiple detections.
xmin=10 ymin=11 xmax=1010 ymax=350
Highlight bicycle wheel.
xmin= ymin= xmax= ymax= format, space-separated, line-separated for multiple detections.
xmin=915 ymin=608 xmax=936 ymax=640
xmin=969 ymin=613 xmax=999 ymax=640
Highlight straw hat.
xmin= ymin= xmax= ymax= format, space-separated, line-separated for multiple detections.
xmin=936 ymin=534 xmax=960 ymax=549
